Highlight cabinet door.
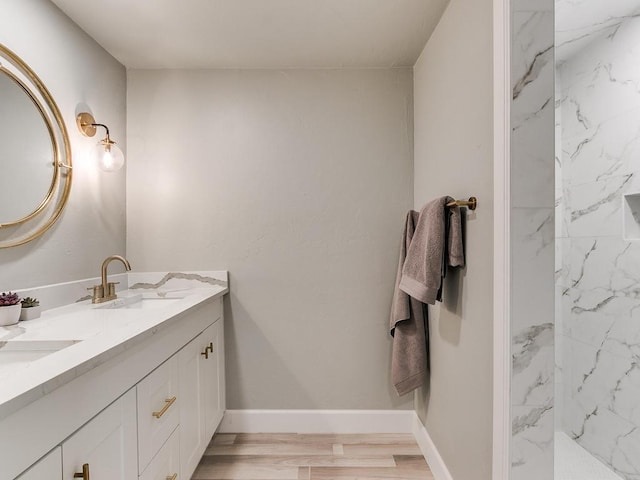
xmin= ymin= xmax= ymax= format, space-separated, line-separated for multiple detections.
xmin=203 ymin=319 xmax=224 ymax=439
xmin=16 ymin=447 xmax=61 ymax=480
xmin=62 ymin=389 xmax=137 ymax=480
xmin=178 ymin=334 xmax=207 ymax=480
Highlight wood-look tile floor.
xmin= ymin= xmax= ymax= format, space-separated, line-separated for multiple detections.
xmin=192 ymin=433 xmax=434 ymax=479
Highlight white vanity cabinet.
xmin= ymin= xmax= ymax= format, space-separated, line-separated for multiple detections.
xmin=4 ymin=295 xmax=226 ymax=480
xmin=16 ymin=448 xmax=61 ymax=480
xmin=62 ymin=389 xmax=137 ymax=480
xmin=178 ymin=311 xmax=225 ymax=479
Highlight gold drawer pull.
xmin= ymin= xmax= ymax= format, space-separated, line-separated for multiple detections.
xmin=152 ymin=396 xmax=177 ymax=418
xmin=201 ymin=349 xmax=209 ymax=359
xmin=166 ymin=474 xmax=177 ymax=480
xmin=74 ymin=463 xmax=90 ymax=480
xmin=207 ymin=342 xmax=214 ymax=353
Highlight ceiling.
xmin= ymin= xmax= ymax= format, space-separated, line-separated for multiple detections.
xmin=556 ymin=0 xmax=640 ymax=63
xmin=50 ymin=0 xmax=449 ymax=69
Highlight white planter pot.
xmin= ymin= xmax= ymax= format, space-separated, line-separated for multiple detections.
xmin=20 ymin=305 xmax=41 ymax=321
xmin=0 ymin=304 xmax=21 ymax=326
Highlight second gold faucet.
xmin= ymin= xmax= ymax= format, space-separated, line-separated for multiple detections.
xmin=89 ymin=255 xmax=132 ymax=304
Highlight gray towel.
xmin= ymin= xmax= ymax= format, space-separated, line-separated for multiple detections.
xmin=390 ymin=210 xmax=427 ymax=396
xmin=399 ymin=196 xmax=464 ymax=305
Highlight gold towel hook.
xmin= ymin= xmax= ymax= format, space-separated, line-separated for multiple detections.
xmin=446 ymin=197 xmax=477 ymax=210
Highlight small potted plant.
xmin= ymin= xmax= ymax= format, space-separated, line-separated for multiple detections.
xmin=0 ymin=292 xmax=21 ymax=326
xmin=20 ymin=296 xmax=41 ymax=321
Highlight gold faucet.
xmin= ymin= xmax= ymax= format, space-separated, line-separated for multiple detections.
xmin=89 ymin=255 xmax=132 ymax=304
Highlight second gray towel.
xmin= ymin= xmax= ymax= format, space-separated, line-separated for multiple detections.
xmin=390 ymin=210 xmax=427 ymax=396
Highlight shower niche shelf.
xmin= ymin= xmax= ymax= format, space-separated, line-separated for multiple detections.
xmin=623 ymin=192 xmax=640 ymax=241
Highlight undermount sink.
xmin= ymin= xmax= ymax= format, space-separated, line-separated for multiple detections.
xmin=0 ymin=340 xmax=80 ymax=377
xmin=95 ymin=293 xmax=185 ymax=310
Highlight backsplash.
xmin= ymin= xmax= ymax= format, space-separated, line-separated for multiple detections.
xmin=12 ymin=272 xmax=228 ymax=312
xmin=14 ymin=274 xmax=128 ymax=311
xmin=128 ymin=271 xmax=228 ymax=291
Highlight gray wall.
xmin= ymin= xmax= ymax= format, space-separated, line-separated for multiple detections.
xmin=126 ymin=68 xmax=414 ymax=410
xmin=412 ymin=0 xmax=494 ymax=478
xmin=0 ymin=0 xmax=127 ymax=291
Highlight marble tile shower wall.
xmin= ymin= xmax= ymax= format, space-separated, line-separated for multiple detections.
xmin=555 ymin=72 xmax=566 ymax=433
xmin=557 ymin=15 xmax=640 ymax=480
xmin=510 ymin=0 xmax=555 ymax=479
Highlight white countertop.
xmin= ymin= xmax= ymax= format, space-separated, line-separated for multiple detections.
xmin=0 ymin=284 xmax=227 ymax=420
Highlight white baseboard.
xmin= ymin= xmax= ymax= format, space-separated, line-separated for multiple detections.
xmin=412 ymin=413 xmax=454 ymax=480
xmin=219 ymin=409 xmax=415 ymax=434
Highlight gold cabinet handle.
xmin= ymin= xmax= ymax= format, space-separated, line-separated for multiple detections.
xmin=201 ymin=349 xmax=209 ymax=359
xmin=152 ymin=396 xmax=177 ymax=418
xmin=74 ymin=463 xmax=90 ymax=480
xmin=207 ymin=342 xmax=214 ymax=353
xmin=166 ymin=474 xmax=178 ymax=480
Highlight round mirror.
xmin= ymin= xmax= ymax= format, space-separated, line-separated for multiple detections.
xmin=0 ymin=44 xmax=72 ymax=248
xmin=0 ymin=70 xmax=56 ymax=223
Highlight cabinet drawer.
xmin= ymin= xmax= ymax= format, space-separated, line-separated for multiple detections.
xmin=137 ymin=356 xmax=180 ymax=473
xmin=140 ymin=427 xmax=180 ymax=480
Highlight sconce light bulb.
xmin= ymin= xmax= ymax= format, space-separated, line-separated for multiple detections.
xmin=95 ymin=139 xmax=124 ymax=172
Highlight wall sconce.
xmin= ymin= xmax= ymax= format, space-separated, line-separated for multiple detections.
xmin=76 ymin=112 xmax=125 ymax=172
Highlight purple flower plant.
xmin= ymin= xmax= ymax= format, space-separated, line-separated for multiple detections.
xmin=0 ymin=292 xmax=21 ymax=307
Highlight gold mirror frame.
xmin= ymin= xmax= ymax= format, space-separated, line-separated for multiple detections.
xmin=0 ymin=67 xmax=59 ymax=227
xmin=0 ymin=43 xmax=72 ymax=248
